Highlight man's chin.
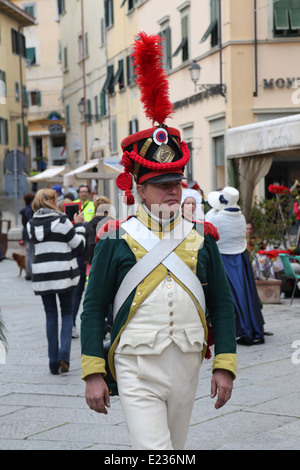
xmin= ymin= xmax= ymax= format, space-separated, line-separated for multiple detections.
xmin=151 ymin=203 xmax=180 ymax=219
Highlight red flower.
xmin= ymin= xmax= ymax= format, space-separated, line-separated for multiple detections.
xmin=268 ymin=184 xmax=290 ymax=194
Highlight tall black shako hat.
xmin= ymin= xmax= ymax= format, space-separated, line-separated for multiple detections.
xmin=116 ymin=32 xmax=190 ymax=205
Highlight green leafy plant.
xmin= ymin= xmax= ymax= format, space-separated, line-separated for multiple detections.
xmin=251 ymin=184 xmax=297 ymax=249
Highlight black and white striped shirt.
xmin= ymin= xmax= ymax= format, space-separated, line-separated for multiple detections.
xmin=27 ymin=208 xmax=86 ymax=295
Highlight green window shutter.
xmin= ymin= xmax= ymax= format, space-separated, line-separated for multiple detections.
xmin=100 ymin=91 xmax=106 ymax=116
xmin=15 ymin=82 xmax=19 ymax=101
xmin=36 ymin=91 xmax=41 ymax=106
xmin=274 ymin=9 xmax=289 ymax=29
xmin=65 ymin=104 xmax=70 ymax=127
xmin=85 ymin=32 xmax=88 ymax=56
xmin=165 ymin=26 xmax=172 ymax=69
xmin=5 ymin=119 xmax=8 ymax=144
xmin=94 ymin=95 xmax=99 ymax=119
xmin=58 ymin=41 xmax=62 ymax=62
xmin=289 ymin=8 xmax=300 ymax=29
xmin=102 ymin=65 xmax=114 ymax=93
xmin=24 ymin=125 xmax=28 ymax=147
xmin=200 ymin=19 xmax=217 ymax=43
xmin=64 ymin=47 xmax=68 ymax=69
xmin=86 ymin=99 xmax=91 ymax=123
xmin=24 ymin=5 xmax=35 ymax=16
xmin=173 ymin=37 xmax=187 ymax=57
xmin=26 ymin=47 xmax=36 ymax=65
xmin=17 ymin=123 xmax=22 ymax=146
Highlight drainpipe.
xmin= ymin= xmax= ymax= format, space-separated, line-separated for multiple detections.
xmin=81 ymin=0 xmax=88 ymax=163
xmin=254 ymin=0 xmax=258 ymax=97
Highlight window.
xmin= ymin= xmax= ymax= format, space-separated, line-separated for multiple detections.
xmin=0 ymin=118 xmax=8 ymax=145
xmin=0 ymin=70 xmax=6 ymax=100
xmin=114 ymin=59 xmax=125 ymax=91
xmin=102 ymin=65 xmax=114 ymax=94
xmin=100 ymin=18 xmax=105 ymax=46
xmin=273 ymin=0 xmax=300 ymax=37
xmin=22 ymin=85 xmax=29 ymax=108
xmin=105 ymin=0 xmax=114 ymax=28
xmin=86 ymin=99 xmax=92 ymax=124
xmin=23 ymin=3 xmax=36 ymax=20
xmin=100 ymin=91 xmax=107 ymax=117
xmin=213 ymin=135 xmax=225 ymax=189
xmin=57 ymin=0 xmax=65 ymax=15
xmin=129 ymin=118 xmax=138 ymax=134
xmin=63 ymin=47 xmax=68 ymax=70
xmin=78 ymin=33 xmax=88 ymax=60
xmin=29 ymin=91 xmax=41 ymax=106
xmin=126 ymin=54 xmax=136 ymax=86
xmin=200 ymin=0 xmax=219 ymax=47
xmin=111 ymin=116 xmax=117 ymax=153
xmin=173 ymin=13 xmax=189 ymax=62
xmin=26 ymin=47 xmax=36 ymax=66
xmin=121 ymin=0 xmax=138 ymax=10
xmin=160 ymin=26 xmax=172 ymax=70
xmin=15 ymin=82 xmax=19 ymax=102
xmin=17 ymin=123 xmax=22 ymax=146
xmin=94 ymin=95 xmax=99 ymax=120
xmin=65 ymin=105 xmax=70 ymax=128
xmin=58 ymin=41 xmax=62 ymax=62
xmin=11 ymin=29 xmax=26 ymax=57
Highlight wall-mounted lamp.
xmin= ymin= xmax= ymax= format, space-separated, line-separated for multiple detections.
xmin=78 ymin=97 xmax=99 ymax=121
xmin=188 ymin=60 xmax=226 ymax=97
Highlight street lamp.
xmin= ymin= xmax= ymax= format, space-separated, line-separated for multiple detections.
xmin=188 ymin=60 xmax=226 ymax=97
xmin=78 ymin=97 xmax=99 ymax=121
xmin=78 ymin=97 xmax=85 ymax=119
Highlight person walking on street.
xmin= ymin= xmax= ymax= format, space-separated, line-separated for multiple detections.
xmin=80 ymin=32 xmax=236 ymax=450
xmin=208 ymin=187 xmax=265 ymax=345
xmin=27 ymin=189 xmax=86 ymax=375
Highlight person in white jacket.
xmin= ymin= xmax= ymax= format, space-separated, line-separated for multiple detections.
xmin=208 ymin=187 xmax=265 ymax=345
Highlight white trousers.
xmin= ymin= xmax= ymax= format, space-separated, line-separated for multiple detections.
xmin=114 ymin=343 xmax=201 ymax=450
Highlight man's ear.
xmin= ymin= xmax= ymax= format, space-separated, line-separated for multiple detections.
xmin=136 ymin=184 xmax=145 ymax=201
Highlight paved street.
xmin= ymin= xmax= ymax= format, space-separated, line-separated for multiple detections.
xmin=0 ymin=254 xmax=300 ymax=451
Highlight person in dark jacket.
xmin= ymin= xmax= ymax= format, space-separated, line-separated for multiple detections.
xmin=27 ymin=189 xmax=86 ymax=374
xmin=20 ymin=192 xmax=35 ymax=280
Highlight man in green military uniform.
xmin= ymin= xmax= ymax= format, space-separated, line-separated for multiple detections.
xmin=80 ymin=32 xmax=236 ymax=450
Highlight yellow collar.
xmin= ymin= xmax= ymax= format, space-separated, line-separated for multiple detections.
xmin=136 ymin=204 xmax=182 ymax=237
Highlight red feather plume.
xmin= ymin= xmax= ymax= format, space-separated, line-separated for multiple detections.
xmin=131 ymin=32 xmax=174 ymax=125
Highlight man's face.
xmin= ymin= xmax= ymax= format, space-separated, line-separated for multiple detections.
xmin=137 ymin=180 xmax=182 ymax=219
xmin=78 ymin=187 xmax=89 ymax=202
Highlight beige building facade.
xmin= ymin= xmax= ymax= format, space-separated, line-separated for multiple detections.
xmin=12 ymin=0 xmax=66 ymax=172
xmin=0 ymin=0 xmax=34 ymax=194
xmin=135 ymin=0 xmax=300 ymax=215
xmin=19 ymin=0 xmax=300 ymax=212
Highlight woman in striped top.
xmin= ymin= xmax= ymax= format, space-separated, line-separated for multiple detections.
xmin=27 ymin=189 xmax=86 ymax=374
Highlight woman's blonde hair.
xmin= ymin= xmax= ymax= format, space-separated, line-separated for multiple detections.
xmin=58 ymin=198 xmax=73 ymax=213
xmin=94 ymin=196 xmax=112 ymax=216
xmin=32 ymin=188 xmax=57 ymax=212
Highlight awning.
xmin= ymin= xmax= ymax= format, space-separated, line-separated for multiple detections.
xmin=225 ymin=114 xmax=300 ymax=160
xmin=225 ymin=114 xmax=300 ymax=220
xmin=63 ymin=158 xmax=121 ymax=186
xmin=27 ymin=166 xmax=65 ymax=182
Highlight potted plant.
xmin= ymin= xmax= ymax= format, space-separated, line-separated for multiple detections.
xmin=249 ymin=183 xmax=297 ymax=303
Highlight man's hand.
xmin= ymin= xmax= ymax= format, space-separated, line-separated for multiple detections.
xmin=85 ymin=373 xmax=110 ymax=414
xmin=210 ymin=369 xmax=233 ymax=409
